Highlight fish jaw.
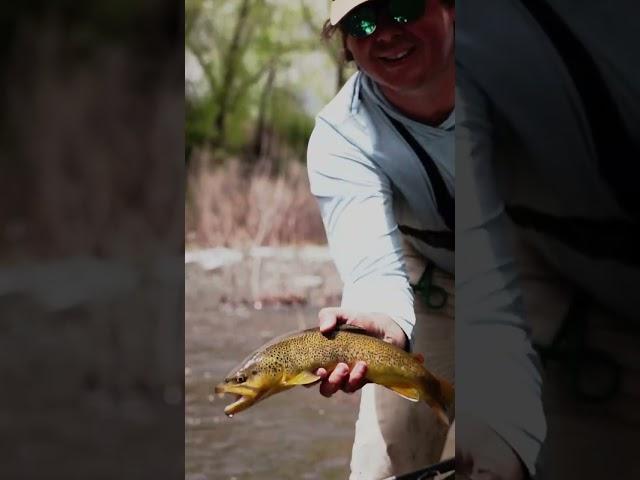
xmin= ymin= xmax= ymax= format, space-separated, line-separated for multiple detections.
xmin=214 ymin=381 xmax=291 ymax=416
xmin=214 ymin=383 xmax=260 ymax=416
xmin=223 ymin=394 xmax=255 ymax=416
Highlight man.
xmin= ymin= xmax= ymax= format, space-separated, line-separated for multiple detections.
xmin=306 ymin=1 xmax=545 ymax=479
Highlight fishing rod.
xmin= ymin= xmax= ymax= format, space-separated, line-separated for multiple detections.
xmin=394 ymin=457 xmax=456 ymax=479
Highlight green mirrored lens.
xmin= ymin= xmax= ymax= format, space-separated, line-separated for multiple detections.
xmin=344 ymin=6 xmax=377 ymax=37
xmin=343 ymin=0 xmax=426 ymax=37
xmin=357 ymin=18 xmax=377 ymax=36
xmin=389 ymin=0 xmax=426 ymax=24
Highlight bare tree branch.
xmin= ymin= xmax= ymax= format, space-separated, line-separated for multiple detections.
xmin=186 ymin=37 xmax=218 ymax=93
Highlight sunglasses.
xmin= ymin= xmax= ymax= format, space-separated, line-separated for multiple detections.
xmin=341 ymin=0 xmax=427 ymax=38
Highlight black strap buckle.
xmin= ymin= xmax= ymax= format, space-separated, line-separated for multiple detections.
xmin=412 ymin=263 xmax=448 ymax=310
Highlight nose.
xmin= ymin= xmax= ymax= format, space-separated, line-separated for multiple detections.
xmin=371 ymin=14 xmax=404 ymax=43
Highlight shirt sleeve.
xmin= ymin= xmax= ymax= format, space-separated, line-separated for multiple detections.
xmin=306 ymin=117 xmax=416 ymax=346
xmin=456 ymin=70 xmax=547 ymax=477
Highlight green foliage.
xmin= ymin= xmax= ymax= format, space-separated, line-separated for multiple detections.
xmin=185 ymin=0 xmax=339 ymax=168
xmin=185 ymin=93 xmax=215 ymax=158
xmin=270 ymin=87 xmax=315 ymax=158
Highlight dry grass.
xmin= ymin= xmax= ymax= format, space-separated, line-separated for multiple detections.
xmin=186 ymin=153 xmax=326 ymax=248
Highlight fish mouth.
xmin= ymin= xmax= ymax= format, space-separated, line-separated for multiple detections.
xmin=214 ymin=383 xmax=259 ymax=416
xmin=223 ymin=394 xmax=255 ymax=416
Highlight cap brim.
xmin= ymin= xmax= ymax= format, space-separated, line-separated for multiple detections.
xmin=330 ymin=0 xmax=372 ymax=25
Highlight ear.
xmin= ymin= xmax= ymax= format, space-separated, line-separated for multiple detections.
xmin=341 ymin=33 xmax=354 ymax=62
xmin=344 ymin=48 xmax=354 ymax=63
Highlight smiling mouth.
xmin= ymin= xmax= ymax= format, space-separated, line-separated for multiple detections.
xmin=378 ymin=47 xmax=414 ymax=63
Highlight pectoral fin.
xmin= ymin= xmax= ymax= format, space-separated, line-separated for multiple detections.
xmin=386 ymin=384 xmax=421 ymax=402
xmin=284 ymin=370 xmax=322 ymax=386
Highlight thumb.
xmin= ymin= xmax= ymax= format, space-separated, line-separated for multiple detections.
xmin=318 ymin=307 xmax=359 ymax=333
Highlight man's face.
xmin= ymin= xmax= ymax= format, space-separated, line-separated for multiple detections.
xmin=344 ymin=0 xmax=455 ymax=95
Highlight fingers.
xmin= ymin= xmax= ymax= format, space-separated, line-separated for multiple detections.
xmin=318 ymin=362 xmax=368 ymax=397
xmin=318 ymin=307 xmax=373 ymax=333
xmin=319 ymin=363 xmax=348 ymax=397
xmin=344 ymin=361 xmax=368 ymax=393
xmin=318 ymin=307 xmax=352 ymax=333
xmin=317 ymin=308 xmax=405 ymax=348
xmin=318 ymin=308 xmax=337 ymax=333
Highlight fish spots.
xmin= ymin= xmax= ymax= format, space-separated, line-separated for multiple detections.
xmin=215 ymin=327 xmax=448 ymax=418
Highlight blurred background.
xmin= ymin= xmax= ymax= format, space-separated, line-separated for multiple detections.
xmin=185 ymin=0 xmax=355 ymax=247
xmin=184 ymin=1 xmax=361 ymax=479
xmin=0 ymin=1 xmax=184 ymax=479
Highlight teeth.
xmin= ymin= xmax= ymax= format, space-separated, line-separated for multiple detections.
xmin=383 ymin=50 xmax=410 ymax=61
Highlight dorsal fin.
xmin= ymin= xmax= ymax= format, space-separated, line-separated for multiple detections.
xmin=297 ymin=324 xmax=375 ymax=337
xmin=336 ymin=324 xmax=376 ymax=337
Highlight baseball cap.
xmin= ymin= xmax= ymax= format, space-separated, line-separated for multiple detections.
xmin=329 ymin=0 xmax=373 ymax=25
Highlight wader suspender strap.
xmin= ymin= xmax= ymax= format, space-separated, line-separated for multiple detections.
xmin=381 ymin=109 xmax=455 ymax=232
xmin=381 ymin=108 xmax=453 ymax=309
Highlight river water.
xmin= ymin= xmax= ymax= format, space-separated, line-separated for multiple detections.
xmin=185 ymin=251 xmax=359 ymax=480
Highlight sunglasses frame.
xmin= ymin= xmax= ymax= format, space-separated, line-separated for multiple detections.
xmin=341 ymin=0 xmax=427 ymax=38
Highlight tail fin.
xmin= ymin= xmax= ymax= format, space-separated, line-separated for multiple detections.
xmin=421 ymin=374 xmax=454 ymax=427
xmin=439 ymin=376 xmax=454 ymax=406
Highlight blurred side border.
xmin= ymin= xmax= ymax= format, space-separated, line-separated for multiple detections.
xmin=0 ymin=2 xmax=184 ymax=479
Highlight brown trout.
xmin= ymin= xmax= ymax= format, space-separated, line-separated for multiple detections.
xmin=214 ymin=325 xmax=454 ymax=425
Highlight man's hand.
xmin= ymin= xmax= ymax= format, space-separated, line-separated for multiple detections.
xmin=310 ymin=307 xmax=408 ymax=397
xmin=456 ymin=415 xmax=526 ymax=480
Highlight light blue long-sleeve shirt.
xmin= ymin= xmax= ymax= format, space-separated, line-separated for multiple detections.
xmin=307 ymin=71 xmax=454 ymax=341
